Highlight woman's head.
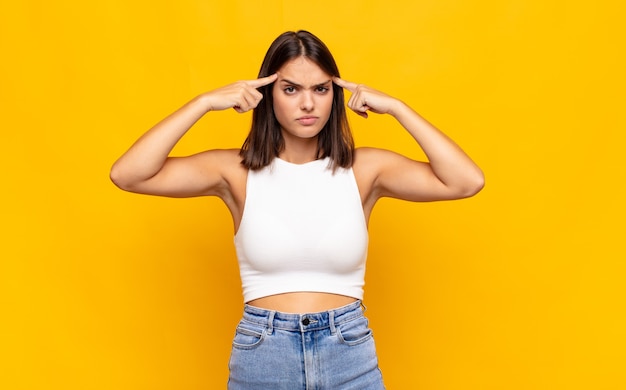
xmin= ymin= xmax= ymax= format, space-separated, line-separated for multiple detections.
xmin=240 ymin=30 xmax=353 ymax=170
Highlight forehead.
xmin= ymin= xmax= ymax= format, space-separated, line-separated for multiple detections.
xmin=276 ymin=56 xmax=331 ymax=84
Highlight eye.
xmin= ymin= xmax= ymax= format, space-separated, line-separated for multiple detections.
xmin=284 ymin=86 xmax=296 ymax=94
xmin=315 ymin=86 xmax=330 ymax=94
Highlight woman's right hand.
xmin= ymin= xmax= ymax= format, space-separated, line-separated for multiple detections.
xmin=111 ymin=74 xmax=277 ymax=197
xmin=204 ymin=74 xmax=277 ymax=113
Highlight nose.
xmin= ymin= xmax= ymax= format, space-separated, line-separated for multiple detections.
xmin=300 ymin=91 xmax=314 ymax=111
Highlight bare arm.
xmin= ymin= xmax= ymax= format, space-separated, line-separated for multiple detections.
xmin=335 ymin=77 xmax=484 ymax=202
xmin=110 ymin=74 xmax=277 ymax=197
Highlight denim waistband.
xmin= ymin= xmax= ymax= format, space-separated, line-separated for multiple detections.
xmin=242 ymin=300 xmax=365 ymax=333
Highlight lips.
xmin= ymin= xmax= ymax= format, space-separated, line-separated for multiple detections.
xmin=296 ymin=116 xmax=318 ymax=126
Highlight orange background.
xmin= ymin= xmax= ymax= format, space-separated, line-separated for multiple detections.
xmin=1 ymin=1 xmax=625 ymax=388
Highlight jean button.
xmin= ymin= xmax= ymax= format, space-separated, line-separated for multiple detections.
xmin=302 ymin=318 xmax=310 ymax=325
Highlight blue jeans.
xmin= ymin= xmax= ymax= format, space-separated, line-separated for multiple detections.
xmin=227 ymin=300 xmax=385 ymax=389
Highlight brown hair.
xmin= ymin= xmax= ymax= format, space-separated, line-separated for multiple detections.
xmin=239 ymin=30 xmax=353 ymax=170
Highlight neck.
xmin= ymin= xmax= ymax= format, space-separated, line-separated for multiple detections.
xmin=279 ymin=134 xmax=320 ymax=164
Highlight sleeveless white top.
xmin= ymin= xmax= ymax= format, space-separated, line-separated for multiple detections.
xmin=234 ymin=157 xmax=369 ymax=303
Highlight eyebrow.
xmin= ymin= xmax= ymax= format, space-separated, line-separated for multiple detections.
xmin=279 ymin=78 xmax=332 ymax=88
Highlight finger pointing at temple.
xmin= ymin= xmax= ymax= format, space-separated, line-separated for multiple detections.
xmin=333 ymin=77 xmax=401 ymax=118
xmin=333 ymin=77 xmax=358 ymax=92
xmin=249 ymin=73 xmax=278 ymax=88
xmin=333 ymin=77 xmax=369 ymax=118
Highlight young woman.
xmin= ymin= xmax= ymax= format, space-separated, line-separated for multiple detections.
xmin=111 ymin=30 xmax=484 ymax=389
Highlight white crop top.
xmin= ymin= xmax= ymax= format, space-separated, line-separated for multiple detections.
xmin=234 ymin=157 xmax=369 ymax=303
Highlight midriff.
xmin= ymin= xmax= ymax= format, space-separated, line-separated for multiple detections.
xmin=246 ymin=292 xmax=358 ymax=314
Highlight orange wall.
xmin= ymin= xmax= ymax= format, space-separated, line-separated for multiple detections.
xmin=1 ymin=1 xmax=625 ymax=388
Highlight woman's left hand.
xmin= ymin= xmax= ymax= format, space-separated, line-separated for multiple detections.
xmin=333 ymin=77 xmax=401 ymax=118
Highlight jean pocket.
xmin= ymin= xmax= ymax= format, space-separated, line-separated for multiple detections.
xmin=232 ymin=321 xmax=267 ymax=350
xmin=336 ymin=316 xmax=373 ymax=346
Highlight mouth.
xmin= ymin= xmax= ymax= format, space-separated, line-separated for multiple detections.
xmin=296 ymin=116 xmax=319 ymax=126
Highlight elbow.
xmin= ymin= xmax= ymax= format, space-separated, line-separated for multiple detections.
xmin=109 ymin=163 xmax=134 ymax=192
xmin=461 ymin=169 xmax=485 ymax=198
xmin=446 ymin=168 xmax=484 ymax=199
xmin=109 ymin=164 xmax=125 ymax=190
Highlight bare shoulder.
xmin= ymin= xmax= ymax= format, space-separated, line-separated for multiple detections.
xmin=354 ymin=146 xmax=402 ymax=166
xmin=172 ymin=147 xmax=239 ymax=173
xmin=192 ymin=148 xmax=241 ymax=165
xmin=190 ymin=148 xmax=247 ymax=193
xmin=189 ymin=148 xmax=245 ymax=174
xmin=212 ymin=148 xmax=247 ymax=185
xmin=353 ymin=146 xmax=412 ymax=178
xmin=201 ymin=148 xmax=248 ymax=218
xmin=352 ymin=147 xmax=404 ymax=206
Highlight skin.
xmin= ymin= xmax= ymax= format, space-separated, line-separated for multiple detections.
xmin=110 ymin=56 xmax=484 ymax=313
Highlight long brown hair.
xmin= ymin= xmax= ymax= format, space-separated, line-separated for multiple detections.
xmin=239 ymin=30 xmax=353 ymax=171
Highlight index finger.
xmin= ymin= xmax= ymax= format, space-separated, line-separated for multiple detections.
xmin=333 ymin=77 xmax=358 ymax=92
xmin=248 ymin=73 xmax=278 ymax=88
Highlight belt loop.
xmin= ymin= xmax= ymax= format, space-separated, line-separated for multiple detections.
xmin=267 ymin=311 xmax=275 ymax=335
xmin=329 ymin=309 xmax=336 ymax=335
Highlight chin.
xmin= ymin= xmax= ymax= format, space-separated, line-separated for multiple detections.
xmin=283 ymin=127 xmax=324 ymax=140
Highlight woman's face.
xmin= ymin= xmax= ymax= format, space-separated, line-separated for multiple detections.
xmin=272 ymin=56 xmax=334 ymax=141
